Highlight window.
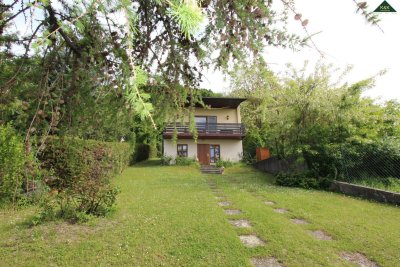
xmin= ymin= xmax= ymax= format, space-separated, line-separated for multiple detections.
xmin=210 ymin=145 xmax=220 ymax=163
xmin=177 ymin=144 xmax=188 ymax=157
xmin=195 ymin=116 xmax=217 ymax=132
xmin=195 ymin=116 xmax=217 ymax=125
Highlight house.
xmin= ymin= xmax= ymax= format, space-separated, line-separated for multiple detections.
xmin=163 ymin=97 xmax=246 ymax=165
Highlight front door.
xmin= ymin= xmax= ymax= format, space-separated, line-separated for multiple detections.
xmin=197 ymin=144 xmax=210 ymax=165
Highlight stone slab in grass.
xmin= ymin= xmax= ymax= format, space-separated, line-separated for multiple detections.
xmin=218 ymin=201 xmax=231 ymax=207
xmin=264 ymin=201 xmax=275 ymax=205
xmin=308 ymin=230 xmax=332 ymax=240
xmin=290 ymin=218 xmax=309 ymax=225
xmin=340 ymin=252 xmax=379 ymax=267
xmin=251 ymin=257 xmax=283 ymax=267
xmin=229 ymin=219 xmax=252 ymax=228
xmin=215 ymin=196 xmax=226 ymax=200
xmin=224 ymin=209 xmax=242 ymax=215
xmin=239 ymin=235 xmax=265 ymax=248
xmin=274 ymin=208 xmax=289 ymax=214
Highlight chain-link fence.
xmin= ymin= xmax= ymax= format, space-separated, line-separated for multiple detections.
xmin=334 ymin=143 xmax=400 ymax=191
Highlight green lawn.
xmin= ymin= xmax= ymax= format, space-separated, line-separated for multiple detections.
xmin=1 ymin=161 xmax=399 ymax=266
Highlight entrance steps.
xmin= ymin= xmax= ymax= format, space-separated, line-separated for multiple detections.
xmin=200 ymin=165 xmax=224 ymax=174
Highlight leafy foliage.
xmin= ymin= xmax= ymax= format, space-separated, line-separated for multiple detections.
xmin=161 ymin=155 xmax=198 ymax=166
xmin=37 ymin=137 xmax=132 ymax=221
xmin=216 ymin=158 xmax=234 ymax=168
xmin=231 ymin=61 xmax=400 ymax=182
xmin=275 ymin=172 xmax=332 ymax=190
xmin=0 ymin=124 xmax=27 ymax=205
xmin=175 ymin=156 xmax=198 ymax=166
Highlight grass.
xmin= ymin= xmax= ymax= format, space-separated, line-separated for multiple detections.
xmin=0 ymin=160 xmax=399 ymax=266
xmin=350 ymin=176 xmax=400 ymax=193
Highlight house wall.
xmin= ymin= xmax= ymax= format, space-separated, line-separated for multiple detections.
xmin=163 ymin=139 xmax=243 ymax=162
xmin=182 ymin=107 xmax=241 ymax=124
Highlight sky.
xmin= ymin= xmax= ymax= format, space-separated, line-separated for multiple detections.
xmin=200 ymin=0 xmax=400 ymax=102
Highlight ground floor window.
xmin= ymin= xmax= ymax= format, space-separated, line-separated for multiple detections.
xmin=210 ymin=144 xmax=220 ymax=163
xmin=177 ymin=144 xmax=188 ymax=157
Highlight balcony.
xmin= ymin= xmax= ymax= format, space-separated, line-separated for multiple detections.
xmin=163 ymin=123 xmax=245 ymax=139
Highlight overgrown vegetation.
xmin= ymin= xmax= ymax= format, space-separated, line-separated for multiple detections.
xmin=161 ymin=155 xmax=198 ymax=166
xmin=216 ymin=159 xmax=234 ymax=168
xmin=33 ymin=137 xmax=132 ymax=223
xmin=231 ymin=61 xmax=400 ymax=190
xmin=275 ymin=172 xmax=332 ymax=190
xmin=0 ymin=124 xmax=30 ymax=206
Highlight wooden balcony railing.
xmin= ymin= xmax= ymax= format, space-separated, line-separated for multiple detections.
xmin=163 ymin=123 xmax=245 ymax=139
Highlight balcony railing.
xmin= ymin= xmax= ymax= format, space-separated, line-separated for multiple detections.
xmin=163 ymin=123 xmax=245 ymax=139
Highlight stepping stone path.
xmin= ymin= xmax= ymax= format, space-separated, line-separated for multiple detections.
xmin=229 ymin=219 xmax=252 ymax=228
xmin=264 ymin=201 xmax=275 ymax=205
xmin=218 ymin=201 xmax=231 ymax=207
xmin=290 ymin=218 xmax=309 ymax=225
xmin=239 ymin=235 xmax=265 ymax=248
xmin=274 ymin=208 xmax=289 ymax=214
xmin=214 ymin=187 xmax=285 ymax=265
xmin=340 ymin=252 xmax=379 ymax=267
xmin=251 ymin=257 xmax=283 ymax=267
xmin=308 ymin=230 xmax=332 ymax=240
xmin=224 ymin=209 xmax=242 ymax=215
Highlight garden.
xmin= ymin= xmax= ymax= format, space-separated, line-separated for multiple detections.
xmin=1 ymin=162 xmax=399 ymax=266
xmin=1 ymin=1 xmax=400 ymax=266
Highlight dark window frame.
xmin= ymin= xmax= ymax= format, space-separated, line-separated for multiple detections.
xmin=177 ymin=144 xmax=188 ymax=157
xmin=195 ymin=116 xmax=217 ymax=124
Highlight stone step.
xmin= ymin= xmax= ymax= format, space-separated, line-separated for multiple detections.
xmin=200 ymin=166 xmax=224 ymax=174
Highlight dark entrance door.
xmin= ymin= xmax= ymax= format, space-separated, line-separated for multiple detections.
xmin=197 ymin=144 xmax=210 ymax=165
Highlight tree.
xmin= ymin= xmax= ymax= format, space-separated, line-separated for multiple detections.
xmin=230 ymin=61 xmax=396 ymax=169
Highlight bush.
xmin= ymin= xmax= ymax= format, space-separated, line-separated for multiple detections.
xmin=275 ymin=172 xmax=332 ymax=190
xmin=0 ymin=124 xmax=27 ymax=205
xmin=38 ymin=137 xmax=132 ymax=221
xmin=302 ymin=139 xmax=400 ymax=181
xmin=161 ymin=155 xmax=173 ymax=165
xmin=175 ymin=156 xmax=198 ymax=166
xmin=161 ymin=156 xmax=198 ymax=166
xmin=216 ymin=159 xmax=234 ymax=168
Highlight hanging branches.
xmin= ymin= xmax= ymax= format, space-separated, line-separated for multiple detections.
xmin=280 ymin=0 xmax=324 ymax=57
xmin=352 ymin=1 xmax=383 ymax=33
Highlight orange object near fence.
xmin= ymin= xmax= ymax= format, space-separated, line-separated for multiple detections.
xmin=256 ymin=148 xmax=270 ymax=161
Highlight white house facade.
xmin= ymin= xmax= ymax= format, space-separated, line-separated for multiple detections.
xmin=162 ymin=97 xmax=246 ymax=165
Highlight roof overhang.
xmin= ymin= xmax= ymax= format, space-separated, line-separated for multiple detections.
xmin=187 ymin=97 xmax=247 ymax=109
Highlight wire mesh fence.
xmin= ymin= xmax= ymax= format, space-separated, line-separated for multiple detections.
xmin=335 ymin=143 xmax=400 ymax=191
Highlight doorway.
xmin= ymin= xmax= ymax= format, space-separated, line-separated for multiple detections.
xmin=197 ymin=144 xmax=210 ymax=165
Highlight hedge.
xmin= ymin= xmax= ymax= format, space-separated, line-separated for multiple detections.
xmin=37 ymin=136 xmax=133 ymax=220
